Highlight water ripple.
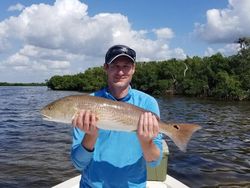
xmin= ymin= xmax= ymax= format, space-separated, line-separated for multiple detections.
xmin=158 ymin=96 xmax=250 ymax=187
xmin=0 ymin=87 xmax=249 ymax=188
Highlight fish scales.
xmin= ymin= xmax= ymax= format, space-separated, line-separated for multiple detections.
xmin=41 ymin=95 xmax=201 ymax=151
xmin=75 ymin=95 xmax=142 ymax=130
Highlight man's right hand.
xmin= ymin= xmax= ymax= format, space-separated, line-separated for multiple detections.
xmin=72 ymin=110 xmax=99 ymax=151
xmin=72 ymin=110 xmax=99 ymax=136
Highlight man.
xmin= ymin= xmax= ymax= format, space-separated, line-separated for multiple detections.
xmin=71 ymin=45 xmax=163 ymax=187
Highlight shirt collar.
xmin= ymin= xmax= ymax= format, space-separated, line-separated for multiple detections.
xmin=104 ymin=86 xmax=132 ymax=102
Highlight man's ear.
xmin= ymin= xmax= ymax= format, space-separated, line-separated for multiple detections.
xmin=103 ymin=63 xmax=108 ymax=72
xmin=132 ymin=63 xmax=136 ymax=74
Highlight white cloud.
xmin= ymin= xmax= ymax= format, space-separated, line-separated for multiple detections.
xmin=153 ymin=28 xmax=174 ymax=40
xmin=8 ymin=3 xmax=25 ymax=12
xmin=194 ymin=0 xmax=250 ymax=43
xmin=204 ymin=43 xmax=240 ymax=57
xmin=0 ymin=22 xmax=10 ymax=53
xmin=0 ymin=0 xmax=186 ymax=82
xmin=46 ymin=60 xmax=70 ymax=69
xmin=204 ymin=47 xmax=216 ymax=57
xmin=6 ymin=53 xmax=30 ymax=66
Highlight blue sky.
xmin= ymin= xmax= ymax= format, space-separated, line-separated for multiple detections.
xmin=0 ymin=0 xmax=249 ymax=82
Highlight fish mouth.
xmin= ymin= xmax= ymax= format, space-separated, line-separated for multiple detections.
xmin=41 ymin=114 xmax=52 ymax=120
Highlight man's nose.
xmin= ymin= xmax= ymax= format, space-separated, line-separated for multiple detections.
xmin=116 ymin=68 xmax=124 ymax=75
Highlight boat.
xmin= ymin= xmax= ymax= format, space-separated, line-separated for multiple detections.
xmin=52 ymin=174 xmax=189 ymax=188
xmin=52 ymin=142 xmax=189 ymax=188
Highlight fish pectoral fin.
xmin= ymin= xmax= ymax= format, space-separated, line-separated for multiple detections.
xmin=71 ymin=108 xmax=80 ymax=121
xmin=95 ymin=116 xmax=99 ymax=122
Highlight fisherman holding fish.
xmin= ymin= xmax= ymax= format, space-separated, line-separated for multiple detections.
xmin=72 ymin=45 xmax=163 ymax=187
xmin=41 ymin=44 xmax=200 ymax=187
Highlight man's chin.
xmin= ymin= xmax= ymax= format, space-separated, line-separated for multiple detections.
xmin=113 ymin=82 xmax=128 ymax=88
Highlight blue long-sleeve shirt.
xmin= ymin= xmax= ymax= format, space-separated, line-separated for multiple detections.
xmin=71 ymin=87 xmax=163 ymax=188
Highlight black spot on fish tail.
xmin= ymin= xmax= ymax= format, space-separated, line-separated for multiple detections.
xmin=173 ymin=124 xmax=180 ymax=130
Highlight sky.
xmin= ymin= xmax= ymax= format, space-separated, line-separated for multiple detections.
xmin=0 ymin=0 xmax=250 ymax=83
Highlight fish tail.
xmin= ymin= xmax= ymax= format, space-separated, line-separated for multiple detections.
xmin=160 ymin=123 xmax=201 ymax=152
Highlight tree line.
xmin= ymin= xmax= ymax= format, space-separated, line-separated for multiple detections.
xmin=0 ymin=82 xmax=46 ymax=86
xmin=46 ymin=38 xmax=250 ymax=101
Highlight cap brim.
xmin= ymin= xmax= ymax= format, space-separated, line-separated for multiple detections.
xmin=106 ymin=54 xmax=135 ymax=64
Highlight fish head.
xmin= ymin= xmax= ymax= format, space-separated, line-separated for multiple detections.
xmin=41 ymin=96 xmax=77 ymax=123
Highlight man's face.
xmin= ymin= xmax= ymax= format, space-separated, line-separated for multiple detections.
xmin=104 ymin=56 xmax=135 ymax=89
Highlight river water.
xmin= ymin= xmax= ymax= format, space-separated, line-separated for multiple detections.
xmin=0 ymin=86 xmax=249 ymax=188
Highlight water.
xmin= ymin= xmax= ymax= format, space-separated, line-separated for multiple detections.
xmin=158 ymin=97 xmax=250 ymax=187
xmin=0 ymin=86 xmax=249 ymax=188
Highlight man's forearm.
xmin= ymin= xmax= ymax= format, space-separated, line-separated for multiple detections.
xmin=140 ymin=139 xmax=160 ymax=162
xmin=82 ymin=134 xmax=98 ymax=151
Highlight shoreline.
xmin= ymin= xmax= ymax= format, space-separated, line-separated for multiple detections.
xmin=0 ymin=82 xmax=46 ymax=86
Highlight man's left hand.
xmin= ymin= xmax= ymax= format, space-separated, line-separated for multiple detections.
xmin=137 ymin=112 xmax=159 ymax=143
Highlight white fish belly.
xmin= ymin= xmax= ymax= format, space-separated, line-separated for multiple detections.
xmin=97 ymin=120 xmax=136 ymax=132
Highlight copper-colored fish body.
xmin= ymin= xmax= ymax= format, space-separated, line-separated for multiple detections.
xmin=41 ymin=95 xmax=201 ymax=151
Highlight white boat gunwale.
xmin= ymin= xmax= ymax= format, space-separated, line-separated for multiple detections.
xmin=52 ymin=174 xmax=189 ymax=188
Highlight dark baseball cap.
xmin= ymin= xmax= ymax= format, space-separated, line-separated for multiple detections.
xmin=105 ymin=45 xmax=136 ymax=64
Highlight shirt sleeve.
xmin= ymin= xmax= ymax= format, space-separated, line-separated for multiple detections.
xmin=145 ymin=96 xmax=163 ymax=167
xmin=71 ymin=127 xmax=94 ymax=171
xmin=148 ymin=133 xmax=163 ymax=167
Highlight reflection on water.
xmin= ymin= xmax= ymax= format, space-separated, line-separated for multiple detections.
xmin=0 ymin=87 xmax=249 ymax=188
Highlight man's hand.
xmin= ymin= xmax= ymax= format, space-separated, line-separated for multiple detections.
xmin=72 ymin=110 xmax=99 ymax=151
xmin=72 ymin=110 xmax=98 ymax=136
xmin=137 ymin=112 xmax=159 ymax=142
xmin=137 ymin=112 xmax=160 ymax=162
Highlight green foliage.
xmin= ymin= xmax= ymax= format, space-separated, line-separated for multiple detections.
xmin=46 ymin=67 xmax=106 ymax=92
xmin=46 ymin=37 xmax=250 ymax=100
xmin=211 ymin=71 xmax=245 ymax=100
xmin=132 ymin=62 xmax=160 ymax=94
xmin=81 ymin=67 xmax=106 ymax=91
xmin=0 ymin=82 xmax=46 ymax=86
